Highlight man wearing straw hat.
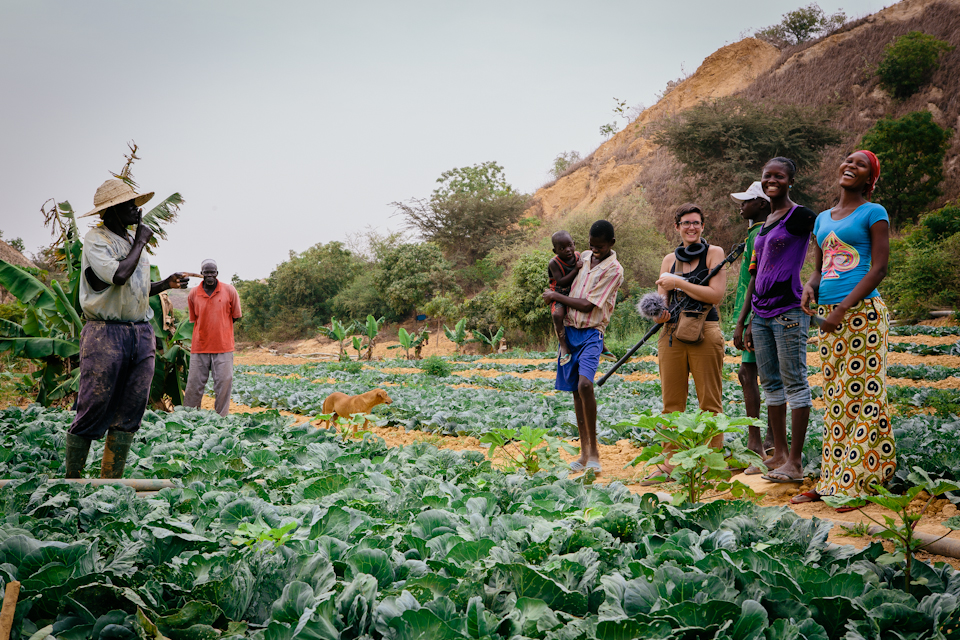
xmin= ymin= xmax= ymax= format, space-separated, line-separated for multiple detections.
xmin=64 ymin=179 xmax=190 ymax=479
xmin=183 ymin=258 xmax=242 ymax=416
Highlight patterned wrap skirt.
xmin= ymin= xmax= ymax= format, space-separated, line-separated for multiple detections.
xmin=814 ymin=297 xmax=896 ymax=498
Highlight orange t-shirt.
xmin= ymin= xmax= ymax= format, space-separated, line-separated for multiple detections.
xmin=187 ymin=281 xmax=242 ymax=353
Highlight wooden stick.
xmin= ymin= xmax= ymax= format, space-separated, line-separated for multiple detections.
xmin=0 ymin=478 xmax=175 ymax=490
xmin=0 ymin=580 xmax=21 ymax=640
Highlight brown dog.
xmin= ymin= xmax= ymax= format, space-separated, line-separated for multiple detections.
xmin=321 ymin=388 xmax=393 ymax=431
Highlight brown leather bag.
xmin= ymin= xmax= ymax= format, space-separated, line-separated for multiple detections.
xmin=673 ymin=306 xmax=713 ymax=344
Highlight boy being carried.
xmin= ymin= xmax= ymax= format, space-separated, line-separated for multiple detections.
xmin=548 ymin=231 xmax=583 ymax=366
xmin=543 ymin=220 xmax=624 ymax=475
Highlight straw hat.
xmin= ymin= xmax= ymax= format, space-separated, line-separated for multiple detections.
xmin=80 ymin=179 xmax=155 ymax=218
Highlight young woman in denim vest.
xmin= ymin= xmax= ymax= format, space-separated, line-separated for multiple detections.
xmin=742 ymin=157 xmax=817 ymax=483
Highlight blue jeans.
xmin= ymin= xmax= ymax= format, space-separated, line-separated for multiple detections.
xmin=751 ymin=308 xmax=811 ymax=408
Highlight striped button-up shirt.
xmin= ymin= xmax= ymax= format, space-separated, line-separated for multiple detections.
xmin=563 ymin=250 xmax=624 ymax=333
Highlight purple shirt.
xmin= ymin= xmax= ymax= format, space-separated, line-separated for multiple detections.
xmin=749 ymin=205 xmax=816 ymax=318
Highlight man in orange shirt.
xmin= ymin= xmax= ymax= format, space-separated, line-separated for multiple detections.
xmin=184 ymin=259 xmax=242 ymax=416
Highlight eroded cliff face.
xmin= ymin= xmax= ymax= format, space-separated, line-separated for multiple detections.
xmin=529 ymin=38 xmax=781 ymax=219
xmin=528 ymin=0 xmax=959 ymax=220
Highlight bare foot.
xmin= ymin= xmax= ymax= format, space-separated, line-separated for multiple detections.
xmin=763 ymin=455 xmax=787 ymax=470
xmin=765 ymin=463 xmax=804 ymax=482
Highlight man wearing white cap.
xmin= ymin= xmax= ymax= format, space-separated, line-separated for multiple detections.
xmin=730 ymin=181 xmax=773 ymax=469
xmin=64 ymin=179 xmax=189 ymax=479
xmin=184 ymin=259 xmax=242 ymax=416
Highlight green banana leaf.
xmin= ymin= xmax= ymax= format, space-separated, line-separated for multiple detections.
xmin=0 ymin=260 xmax=57 ymax=310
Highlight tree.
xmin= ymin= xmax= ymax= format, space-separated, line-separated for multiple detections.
xmin=431 ymin=161 xmax=515 ymax=202
xmin=861 ymin=110 xmax=952 ymax=227
xmin=374 ymin=242 xmax=460 ymax=317
xmin=754 ymin=3 xmax=846 ymax=47
xmin=877 ymin=31 xmax=954 ymax=99
xmin=393 ymin=162 xmax=528 ymax=265
xmin=494 ymin=249 xmax=552 ymax=339
xmin=267 ymin=241 xmax=359 ymax=325
xmin=653 ymin=96 xmax=843 ymax=208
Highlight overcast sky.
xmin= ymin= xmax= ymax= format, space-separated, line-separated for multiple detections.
xmin=0 ymin=0 xmax=890 ymax=280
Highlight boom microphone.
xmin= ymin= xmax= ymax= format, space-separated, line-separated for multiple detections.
xmin=637 ymin=292 xmax=668 ymax=321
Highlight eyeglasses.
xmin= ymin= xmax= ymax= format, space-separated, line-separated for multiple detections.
xmin=679 ymin=221 xmax=702 ymax=229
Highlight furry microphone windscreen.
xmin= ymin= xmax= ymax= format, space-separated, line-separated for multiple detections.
xmin=637 ymin=292 xmax=668 ymax=320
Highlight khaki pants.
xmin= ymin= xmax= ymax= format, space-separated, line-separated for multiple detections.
xmin=184 ymin=352 xmax=234 ymax=416
xmin=657 ymin=321 xmax=724 ymax=414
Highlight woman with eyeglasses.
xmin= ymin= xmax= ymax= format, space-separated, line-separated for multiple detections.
xmin=640 ymin=203 xmax=727 ymax=485
xmin=741 ymin=156 xmax=817 ymax=484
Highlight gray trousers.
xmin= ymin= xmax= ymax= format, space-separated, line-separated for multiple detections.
xmin=184 ymin=352 xmax=234 ymax=416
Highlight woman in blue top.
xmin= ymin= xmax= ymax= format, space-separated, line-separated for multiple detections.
xmin=793 ymin=150 xmax=894 ymax=507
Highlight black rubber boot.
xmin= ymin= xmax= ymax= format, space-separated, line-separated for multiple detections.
xmin=100 ymin=429 xmax=135 ymax=479
xmin=64 ymin=433 xmax=92 ymax=479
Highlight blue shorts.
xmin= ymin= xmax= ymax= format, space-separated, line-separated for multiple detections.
xmin=555 ymin=326 xmax=603 ymax=392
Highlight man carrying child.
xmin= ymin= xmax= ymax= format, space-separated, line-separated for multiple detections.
xmin=542 ymin=220 xmax=623 ymax=475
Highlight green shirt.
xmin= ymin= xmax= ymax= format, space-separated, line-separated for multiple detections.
xmin=733 ymin=222 xmax=764 ymax=325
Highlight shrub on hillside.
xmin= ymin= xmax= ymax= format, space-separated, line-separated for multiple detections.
xmin=552 ymin=193 xmax=672 ymax=288
xmin=393 ymin=162 xmax=528 ymax=266
xmin=494 ymin=248 xmax=552 ymax=339
xmin=919 ymin=202 xmax=960 ymax=241
xmin=882 ymin=205 xmax=960 ymax=320
xmin=877 ymin=31 xmax=954 ymax=98
xmin=861 ymin=110 xmax=952 ymax=227
xmin=653 ymin=97 xmax=843 ymax=213
xmin=754 ymin=3 xmax=846 ymax=47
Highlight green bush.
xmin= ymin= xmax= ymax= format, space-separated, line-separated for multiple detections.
xmin=919 ymin=202 xmax=960 ymax=241
xmin=419 ymin=355 xmax=452 ymax=377
xmin=328 ymin=360 xmax=363 ymax=374
xmin=494 ymin=248 xmax=552 ymax=340
xmin=877 ymin=31 xmax=953 ymax=98
xmin=861 ymin=111 xmax=953 ymax=227
xmin=882 ymin=231 xmax=960 ymax=321
xmin=654 ymin=97 xmax=843 ymax=212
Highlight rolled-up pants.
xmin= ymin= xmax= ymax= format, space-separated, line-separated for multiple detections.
xmin=184 ymin=352 xmax=234 ymax=416
xmin=68 ymin=320 xmax=155 ymax=440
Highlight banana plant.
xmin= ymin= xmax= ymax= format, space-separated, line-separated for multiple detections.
xmin=443 ymin=318 xmax=469 ymax=354
xmin=361 ymin=315 xmax=385 ymax=360
xmin=470 ymin=326 xmax=504 ymax=354
xmin=387 ymin=327 xmax=429 ymax=360
xmin=320 ymin=318 xmax=353 ymax=360
xmin=147 ymin=266 xmax=194 ymax=406
xmin=351 ymin=335 xmax=364 ymax=361
xmin=0 ymin=260 xmax=82 ymax=405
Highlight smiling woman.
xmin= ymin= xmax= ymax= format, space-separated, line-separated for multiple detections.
xmin=641 ymin=203 xmax=727 ymax=485
xmin=798 ymin=150 xmax=894 ymax=507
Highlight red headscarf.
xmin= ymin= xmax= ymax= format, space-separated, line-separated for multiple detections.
xmin=853 ymin=150 xmax=881 ymax=199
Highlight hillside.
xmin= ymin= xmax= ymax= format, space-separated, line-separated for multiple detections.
xmin=528 ymin=0 xmax=960 ymax=223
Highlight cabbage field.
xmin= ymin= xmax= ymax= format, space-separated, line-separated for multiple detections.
xmin=1 ymin=325 xmax=959 ymax=640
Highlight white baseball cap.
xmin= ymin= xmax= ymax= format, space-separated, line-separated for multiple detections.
xmin=730 ymin=181 xmax=770 ymax=203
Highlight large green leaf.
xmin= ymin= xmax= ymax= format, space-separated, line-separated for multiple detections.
xmin=502 ymin=564 xmax=588 ymax=616
xmin=0 ymin=260 xmax=56 ymax=309
xmin=0 ymin=335 xmax=79 ymax=359
xmin=346 ymin=548 xmax=394 ymax=587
